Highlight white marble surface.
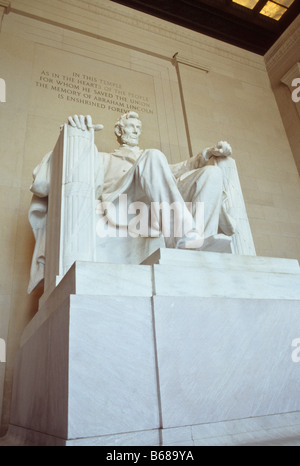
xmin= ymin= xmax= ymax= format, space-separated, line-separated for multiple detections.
xmin=96 ymin=235 xmax=165 ymax=265
xmin=22 ymin=261 xmax=153 ymax=347
xmin=153 ymin=263 xmax=300 ymax=299
xmin=23 ymin=251 xmax=300 ymax=348
xmin=0 ymin=424 xmax=161 ymax=446
xmin=10 ymin=298 xmax=69 ymax=439
xmin=3 ymin=411 xmax=300 ymax=446
xmin=142 ymin=248 xmax=300 ymax=273
xmin=72 ymin=261 xmax=152 ymax=297
xmin=154 ymin=296 xmax=300 ymax=430
xmin=7 ymin=290 xmax=300 ymax=444
xmin=161 ymin=412 xmax=300 ymax=446
xmin=10 ymin=251 xmax=300 ymax=445
xmin=11 ymin=294 xmax=160 ymax=440
xmin=67 ymin=295 xmax=160 ymax=438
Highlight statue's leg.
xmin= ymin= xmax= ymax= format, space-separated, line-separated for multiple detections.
xmin=127 ymin=149 xmax=203 ymax=248
xmin=177 ymin=166 xmax=232 ymax=252
xmin=177 ymin=165 xmax=223 ymax=238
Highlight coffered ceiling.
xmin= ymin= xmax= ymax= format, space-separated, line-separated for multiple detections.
xmin=111 ymin=0 xmax=300 ymax=54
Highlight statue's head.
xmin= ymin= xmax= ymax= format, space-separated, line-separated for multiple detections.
xmin=114 ymin=111 xmax=142 ymax=147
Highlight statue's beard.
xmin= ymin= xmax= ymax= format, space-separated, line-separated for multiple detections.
xmin=120 ymin=134 xmax=140 ymax=147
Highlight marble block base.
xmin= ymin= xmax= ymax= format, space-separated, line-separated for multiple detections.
xmin=10 ymin=295 xmax=160 ymax=440
xmin=3 ymin=250 xmax=300 ymax=446
xmin=3 ymin=411 xmax=300 ymax=446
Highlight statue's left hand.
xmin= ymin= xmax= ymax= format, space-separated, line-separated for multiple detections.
xmin=67 ymin=115 xmax=104 ymax=132
xmin=210 ymin=141 xmax=232 ymax=157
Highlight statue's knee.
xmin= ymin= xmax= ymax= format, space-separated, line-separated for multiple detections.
xmin=144 ymin=149 xmax=167 ymax=166
xmin=202 ymin=164 xmax=221 ymax=175
xmin=195 ymin=165 xmax=223 ymax=192
xmin=201 ymin=165 xmax=222 ymax=182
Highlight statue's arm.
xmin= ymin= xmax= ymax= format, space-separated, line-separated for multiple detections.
xmin=169 ymin=155 xmax=202 ymax=178
xmin=170 ymin=141 xmax=232 ymax=178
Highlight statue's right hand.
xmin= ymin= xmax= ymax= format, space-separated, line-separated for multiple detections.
xmin=67 ymin=115 xmax=104 ymax=132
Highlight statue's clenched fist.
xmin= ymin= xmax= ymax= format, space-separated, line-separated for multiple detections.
xmin=210 ymin=141 xmax=232 ymax=157
xmin=200 ymin=140 xmax=232 ymax=163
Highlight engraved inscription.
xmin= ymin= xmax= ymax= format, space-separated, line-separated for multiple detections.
xmin=35 ymin=70 xmax=154 ymax=114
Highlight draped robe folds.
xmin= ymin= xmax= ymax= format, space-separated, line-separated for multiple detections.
xmin=28 ymin=146 xmax=235 ymax=293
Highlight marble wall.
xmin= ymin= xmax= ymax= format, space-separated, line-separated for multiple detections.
xmin=0 ymin=0 xmax=299 ymax=432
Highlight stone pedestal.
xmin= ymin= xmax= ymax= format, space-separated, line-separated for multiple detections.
xmin=2 ymin=249 xmax=300 ymax=446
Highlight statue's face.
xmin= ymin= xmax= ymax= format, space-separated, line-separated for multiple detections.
xmin=119 ymin=118 xmax=142 ymax=147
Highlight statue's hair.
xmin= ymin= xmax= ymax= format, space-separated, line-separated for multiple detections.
xmin=114 ymin=111 xmax=141 ymax=138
